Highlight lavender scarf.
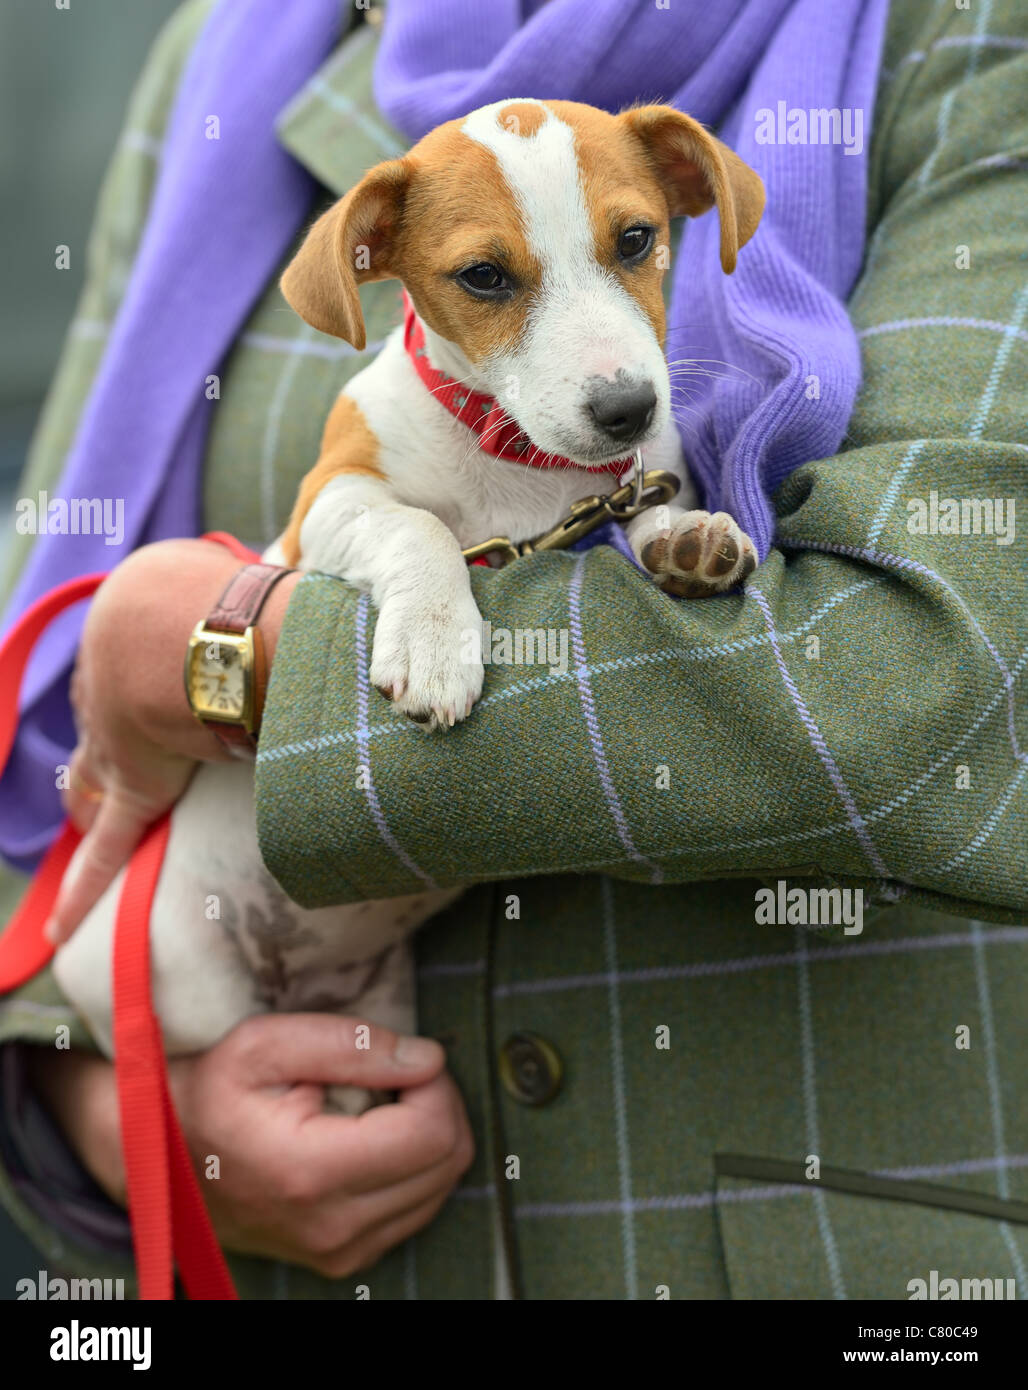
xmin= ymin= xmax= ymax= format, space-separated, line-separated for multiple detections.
xmin=1 ymin=0 xmax=888 ymax=870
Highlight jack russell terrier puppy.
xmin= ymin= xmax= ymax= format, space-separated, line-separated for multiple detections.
xmin=54 ymin=100 xmax=763 ymax=1113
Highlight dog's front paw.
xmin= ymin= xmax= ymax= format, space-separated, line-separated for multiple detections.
xmin=370 ymin=594 xmax=485 ymax=730
xmin=641 ymin=510 xmax=757 ymax=596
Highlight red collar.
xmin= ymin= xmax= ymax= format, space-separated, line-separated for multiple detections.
xmin=402 ymin=291 xmax=632 ymax=480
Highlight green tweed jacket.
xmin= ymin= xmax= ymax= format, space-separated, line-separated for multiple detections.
xmin=1 ymin=0 xmax=1026 ymax=1300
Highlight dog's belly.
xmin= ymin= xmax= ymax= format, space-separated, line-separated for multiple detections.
xmin=53 ymin=760 xmax=459 ymax=1064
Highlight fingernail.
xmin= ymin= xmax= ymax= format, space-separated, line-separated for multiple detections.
xmin=43 ymin=919 xmax=60 ymax=945
xmin=393 ymin=1035 xmax=442 ymax=1067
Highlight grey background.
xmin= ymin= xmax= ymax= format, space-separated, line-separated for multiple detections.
xmin=0 ymin=0 xmax=180 ymax=494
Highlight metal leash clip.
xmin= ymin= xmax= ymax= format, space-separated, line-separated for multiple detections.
xmin=462 ymin=450 xmax=680 ymax=567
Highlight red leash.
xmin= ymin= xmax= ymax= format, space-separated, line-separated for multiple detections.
xmin=0 ymin=532 xmax=256 ymax=1299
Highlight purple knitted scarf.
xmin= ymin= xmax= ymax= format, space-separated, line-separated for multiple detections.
xmin=1 ymin=0 xmax=888 ymax=869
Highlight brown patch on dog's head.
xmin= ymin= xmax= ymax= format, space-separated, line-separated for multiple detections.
xmin=497 ymin=101 xmax=548 ymax=138
xmin=280 ymin=126 xmax=541 ymax=363
xmin=388 ymin=121 xmax=540 ymax=363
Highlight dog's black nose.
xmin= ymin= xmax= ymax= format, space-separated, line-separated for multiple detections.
xmin=586 ymin=380 xmax=657 ymax=444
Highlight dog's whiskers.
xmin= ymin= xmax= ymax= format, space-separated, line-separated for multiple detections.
xmin=669 ymin=370 xmax=744 ymax=389
xmin=669 ymin=365 xmax=738 ymax=379
xmin=475 ymin=416 xmax=511 ymax=450
xmin=669 ymin=400 xmax=706 ymax=427
xmin=666 ymin=356 xmax=760 ymax=385
xmin=454 ymin=412 xmax=510 ymax=469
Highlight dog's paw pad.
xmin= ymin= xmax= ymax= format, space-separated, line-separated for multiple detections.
xmin=642 ymin=511 xmax=756 ymax=596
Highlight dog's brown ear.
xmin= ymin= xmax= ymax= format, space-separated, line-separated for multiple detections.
xmin=622 ymin=106 xmax=765 ymax=274
xmin=280 ymin=159 xmax=411 ymax=350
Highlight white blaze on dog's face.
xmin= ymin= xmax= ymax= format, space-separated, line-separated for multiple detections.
xmin=281 ymin=98 xmax=764 ymax=467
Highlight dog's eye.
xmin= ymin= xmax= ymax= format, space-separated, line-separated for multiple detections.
xmin=617 ymin=226 xmax=654 ymax=262
xmin=457 ymin=263 xmax=508 ymax=295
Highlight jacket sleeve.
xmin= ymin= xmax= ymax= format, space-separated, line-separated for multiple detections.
xmin=256 ymin=20 xmax=1028 ymax=924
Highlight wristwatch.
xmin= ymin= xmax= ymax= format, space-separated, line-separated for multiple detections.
xmin=184 ymin=563 xmax=294 ymax=752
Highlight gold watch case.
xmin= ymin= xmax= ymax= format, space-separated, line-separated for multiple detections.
xmin=184 ymin=622 xmax=257 ymax=732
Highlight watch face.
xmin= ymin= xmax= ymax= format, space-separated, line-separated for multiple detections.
xmin=188 ymin=633 xmax=249 ymax=722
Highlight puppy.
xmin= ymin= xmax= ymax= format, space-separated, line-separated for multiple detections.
xmin=54 ymin=100 xmax=763 ymax=1112
xmin=278 ymin=98 xmax=762 ymax=727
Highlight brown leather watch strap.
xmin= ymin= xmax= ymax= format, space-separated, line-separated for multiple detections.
xmin=203 ymin=562 xmax=293 ymax=752
xmin=207 ymin=562 xmax=292 ymax=635
xmin=207 ymin=625 xmax=265 ymax=749
xmin=212 ymin=720 xmax=260 ymax=751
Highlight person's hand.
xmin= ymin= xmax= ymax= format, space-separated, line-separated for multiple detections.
xmin=27 ymin=1016 xmax=474 ymax=1277
xmin=50 ymin=539 xmax=300 ymax=946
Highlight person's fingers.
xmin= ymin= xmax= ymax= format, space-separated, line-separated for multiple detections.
xmin=61 ymin=745 xmax=105 ymax=836
xmin=46 ymin=789 xmax=155 ymax=944
xmin=221 ymin=1013 xmax=446 ymax=1092
xmin=302 ymin=1101 xmax=474 ymax=1245
xmin=312 ymin=1189 xmax=453 ymax=1280
xmin=212 ymin=1178 xmax=446 ymax=1272
xmin=293 ymin=1070 xmax=470 ymax=1195
xmin=68 ymin=663 xmax=86 ymax=738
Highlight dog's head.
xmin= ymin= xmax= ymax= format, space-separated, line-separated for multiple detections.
xmin=282 ymin=99 xmax=764 ymax=467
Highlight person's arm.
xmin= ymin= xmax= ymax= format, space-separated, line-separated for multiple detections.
xmin=253 ymin=31 xmax=1028 ymax=925
xmin=46 ymin=539 xmax=300 ymax=943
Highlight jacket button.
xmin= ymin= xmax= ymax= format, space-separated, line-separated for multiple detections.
xmin=499 ymin=1032 xmax=563 ymax=1106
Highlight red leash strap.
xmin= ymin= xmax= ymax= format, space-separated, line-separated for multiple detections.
xmin=0 ymin=825 xmax=82 ymax=995
xmin=112 ymin=813 xmax=235 ymax=1299
xmin=111 ymin=815 xmax=175 ymax=1299
xmin=0 ymin=533 xmax=258 ymax=1299
xmin=0 ymin=574 xmax=104 ymax=994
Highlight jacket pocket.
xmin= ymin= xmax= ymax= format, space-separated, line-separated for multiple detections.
xmin=713 ymin=1153 xmax=1028 ymax=1300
